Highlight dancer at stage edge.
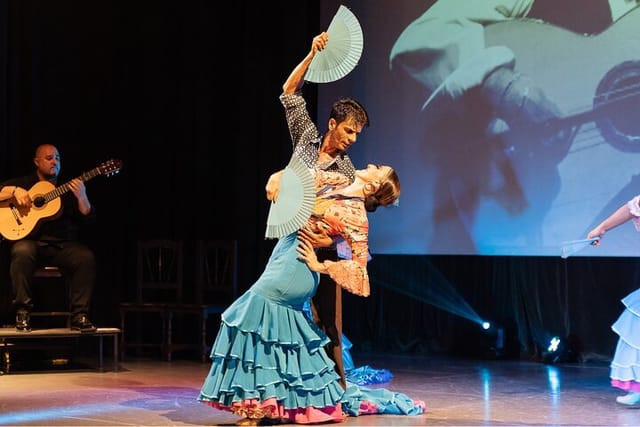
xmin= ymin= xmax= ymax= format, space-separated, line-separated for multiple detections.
xmin=265 ymin=31 xmax=389 ymax=390
xmin=587 ymin=194 xmax=640 ymax=405
xmin=197 ymin=33 xmax=425 ymax=426
xmin=197 ymin=162 xmax=425 ymax=425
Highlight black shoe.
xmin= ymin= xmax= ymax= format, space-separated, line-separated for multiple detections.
xmin=71 ymin=314 xmax=97 ymax=333
xmin=16 ymin=310 xmax=31 ymax=332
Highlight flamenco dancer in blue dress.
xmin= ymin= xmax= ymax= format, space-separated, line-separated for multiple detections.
xmin=588 ymin=195 xmax=640 ymax=405
xmin=198 ymin=164 xmax=425 ymax=424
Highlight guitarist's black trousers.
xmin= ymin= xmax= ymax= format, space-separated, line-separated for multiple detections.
xmin=9 ymin=240 xmax=95 ymax=317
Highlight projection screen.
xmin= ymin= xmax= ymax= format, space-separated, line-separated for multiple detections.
xmin=317 ymin=0 xmax=640 ymax=256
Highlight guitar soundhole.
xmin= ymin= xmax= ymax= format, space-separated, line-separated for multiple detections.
xmin=33 ymin=196 xmax=45 ymax=208
xmin=594 ymin=60 xmax=640 ymax=152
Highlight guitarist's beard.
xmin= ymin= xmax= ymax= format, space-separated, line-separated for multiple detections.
xmin=38 ymin=168 xmax=59 ymax=182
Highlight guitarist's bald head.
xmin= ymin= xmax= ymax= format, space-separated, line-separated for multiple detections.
xmin=34 ymin=144 xmax=57 ymax=159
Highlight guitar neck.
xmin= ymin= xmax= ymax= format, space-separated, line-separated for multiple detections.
xmin=43 ymin=168 xmax=102 ymax=204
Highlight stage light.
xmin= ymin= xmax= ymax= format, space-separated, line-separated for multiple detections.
xmin=479 ymin=321 xmax=505 ymax=358
xmin=547 ymin=336 xmax=561 ymax=353
xmin=542 ymin=334 xmax=581 ymax=364
xmin=543 ymin=336 xmax=565 ymax=364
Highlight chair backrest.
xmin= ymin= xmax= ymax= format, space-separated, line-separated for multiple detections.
xmin=194 ymin=239 xmax=238 ymax=306
xmin=136 ymin=239 xmax=184 ymax=303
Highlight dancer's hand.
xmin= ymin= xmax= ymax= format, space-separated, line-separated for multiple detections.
xmin=297 ymin=232 xmax=325 ymax=273
xmin=298 ymin=224 xmax=333 ymax=248
xmin=587 ymin=227 xmax=605 ymax=246
xmin=265 ymin=170 xmax=283 ymax=202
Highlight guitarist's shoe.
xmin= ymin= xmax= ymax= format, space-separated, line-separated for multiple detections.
xmin=71 ymin=314 xmax=97 ymax=333
xmin=15 ymin=310 xmax=31 ymax=332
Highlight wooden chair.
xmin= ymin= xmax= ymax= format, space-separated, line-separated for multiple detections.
xmin=165 ymin=239 xmax=239 ymax=362
xmin=119 ymin=239 xmax=184 ymax=361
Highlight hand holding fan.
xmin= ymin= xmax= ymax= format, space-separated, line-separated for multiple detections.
xmin=305 ymin=5 xmax=364 ymax=83
xmin=265 ymin=155 xmax=315 ymax=239
xmin=560 ymin=237 xmax=601 ymax=259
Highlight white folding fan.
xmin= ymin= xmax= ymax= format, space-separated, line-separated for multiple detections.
xmin=265 ymin=154 xmax=315 ymax=239
xmin=560 ymin=237 xmax=600 ymax=259
xmin=305 ymin=5 xmax=364 ymax=84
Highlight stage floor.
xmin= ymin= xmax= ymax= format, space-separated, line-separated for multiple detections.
xmin=1 ymin=352 xmax=639 ymax=426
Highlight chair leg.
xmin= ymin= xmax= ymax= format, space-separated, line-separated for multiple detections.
xmin=201 ymin=313 xmax=207 ymax=363
xmin=119 ymin=309 xmax=126 ymax=362
xmin=164 ymin=310 xmax=172 ymax=362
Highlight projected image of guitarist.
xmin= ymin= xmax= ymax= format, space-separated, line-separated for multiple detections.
xmin=0 ymin=144 xmax=120 ymax=333
xmin=390 ymin=0 xmax=640 ymax=253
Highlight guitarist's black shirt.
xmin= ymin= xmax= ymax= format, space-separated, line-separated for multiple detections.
xmin=1 ymin=173 xmax=96 ymax=242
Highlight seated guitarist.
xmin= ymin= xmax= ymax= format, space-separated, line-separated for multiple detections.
xmin=0 ymin=144 xmax=97 ymax=332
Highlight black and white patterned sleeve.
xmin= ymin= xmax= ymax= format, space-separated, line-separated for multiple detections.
xmin=280 ymin=92 xmax=320 ymax=151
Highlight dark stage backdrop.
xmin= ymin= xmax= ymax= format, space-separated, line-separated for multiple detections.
xmin=1 ymin=0 xmax=639 ymax=361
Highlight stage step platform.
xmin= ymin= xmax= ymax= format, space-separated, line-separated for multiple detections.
xmin=0 ymin=327 xmax=120 ymax=374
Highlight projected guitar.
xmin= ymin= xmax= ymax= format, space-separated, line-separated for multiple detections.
xmin=484 ymin=6 xmax=640 ymax=152
xmin=0 ymin=159 xmax=123 ymax=241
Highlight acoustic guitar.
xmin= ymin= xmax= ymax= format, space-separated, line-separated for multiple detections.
xmin=0 ymin=158 xmax=123 ymax=241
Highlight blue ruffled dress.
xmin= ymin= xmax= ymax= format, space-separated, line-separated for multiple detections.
xmin=197 ymin=233 xmax=425 ymax=424
xmin=610 ymin=288 xmax=640 ymax=392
